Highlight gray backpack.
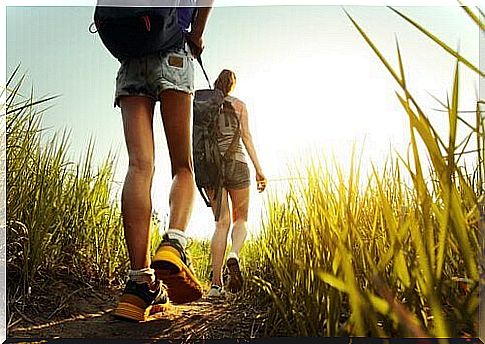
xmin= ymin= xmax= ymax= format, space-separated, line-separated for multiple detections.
xmin=192 ymin=89 xmax=240 ymax=220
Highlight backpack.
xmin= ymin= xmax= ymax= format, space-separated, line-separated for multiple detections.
xmin=192 ymin=89 xmax=241 ymax=221
xmin=92 ymin=2 xmax=185 ymax=60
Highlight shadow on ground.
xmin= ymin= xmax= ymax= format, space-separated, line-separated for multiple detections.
xmin=8 ymin=288 xmax=266 ymax=341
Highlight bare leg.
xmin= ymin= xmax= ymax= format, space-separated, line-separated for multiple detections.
xmin=223 ymin=187 xmax=249 ymax=293
xmin=150 ymin=90 xmax=204 ymax=304
xmin=159 ymin=90 xmax=195 ymax=231
xmin=207 ymin=188 xmax=231 ymax=287
xmin=120 ymin=96 xmax=155 ymax=270
xmin=228 ymin=187 xmax=250 ymax=255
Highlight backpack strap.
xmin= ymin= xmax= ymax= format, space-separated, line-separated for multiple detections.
xmin=189 ymin=7 xmax=212 ymax=89
xmin=213 ymin=183 xmax=223 ymax=221
xmin=221 ymin=101 xmax=242 ymax=179
xmin=196 ymin=55 xmax=212 ymax=89
xmin=198 ymin=186 xmax=211 ymax=207
xmin=211 ymin=113 xmax=225 ymax=222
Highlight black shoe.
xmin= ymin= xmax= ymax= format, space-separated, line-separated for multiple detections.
xmin=113 ymin=279 xmax=169 ymax=322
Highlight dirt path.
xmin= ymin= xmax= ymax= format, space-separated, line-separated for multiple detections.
xmin=8 ymin=285 xmax=269 ymax=341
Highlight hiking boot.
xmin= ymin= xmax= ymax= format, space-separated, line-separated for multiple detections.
xmin=207 ymin=285 xmax=226 ymax=299
xmin=151 ymin=234 xmax=203 ymax=304
xmin=226 ymin=257 xmax=243 ymax=293
xmin=113 ymin=279 xmax=169 ymax=322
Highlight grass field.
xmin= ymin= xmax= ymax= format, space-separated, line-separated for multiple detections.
xmin=5 ymin=5 xmax=484 ymax=339
xmin=236 ymin=6 xmax=484 ymax=337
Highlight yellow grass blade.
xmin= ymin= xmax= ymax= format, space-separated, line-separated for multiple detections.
xmin=344 ymin=10 xmax=404 ymax=88
xmin=448 ymin=59 xmax=460 ymax=174
xmin=317 ymin=271 xmax=348 ymax=293
xmin=388 ymin=6 xmax=484 ymax=77
xmin=457 ymin=0 xmax=485 ymax=31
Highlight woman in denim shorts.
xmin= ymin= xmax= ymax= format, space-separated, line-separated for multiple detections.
xmin=113 ymin=2 xmax=214 ymax=322
xmin=206 ymin=69 xmax=267 ymax=298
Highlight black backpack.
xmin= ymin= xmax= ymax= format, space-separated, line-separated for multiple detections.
xmin=92 ymin=3 xmax=185 ymax=60
xmin=192 ymin=89 xmax=241 ymax=221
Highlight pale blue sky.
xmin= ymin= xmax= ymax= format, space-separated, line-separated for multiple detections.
xmin=6 ymin=5 xmax=481 ymax=238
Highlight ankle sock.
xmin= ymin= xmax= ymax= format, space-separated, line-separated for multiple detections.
xmin=227 ymin=251 xmax=239 ymax=261
xmin=128 ymin=267 xmax=155 ymax=284
xmin=166 ymin=228 xmax=187 ymax=249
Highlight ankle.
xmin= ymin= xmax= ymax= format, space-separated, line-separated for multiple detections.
xmin=211 ymin=278 xmax=223 ymax=287
xmin=128 ymin=267 xmax=155 ymax=284
xmin=227 ymin=251 xmax=239 ymax=261
xmin=165 ymin=228 xmax=188 ymax=249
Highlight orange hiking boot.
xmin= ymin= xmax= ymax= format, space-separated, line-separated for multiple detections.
xmin=151 ymin=234 xmax=203 ymax=304
xmin=226 ymin=257 xmax=243 ymax=293
xmin=113 ymin=280 xmax=169 ymax=322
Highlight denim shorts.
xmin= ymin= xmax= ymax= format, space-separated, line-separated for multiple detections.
xmin=114 ymin=44 xmax=194 ymax=107
xmin=223 ymin=159 xmax=250 ymax=190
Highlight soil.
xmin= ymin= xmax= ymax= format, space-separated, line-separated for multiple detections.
xmin=7 ymin=282 xmax=271 ymax=342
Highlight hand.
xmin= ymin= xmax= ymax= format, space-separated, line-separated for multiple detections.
xmin=186 ymin=32 xmax=204 ymax=59
xmin=256 ymin=171 xmax=267 ymax=193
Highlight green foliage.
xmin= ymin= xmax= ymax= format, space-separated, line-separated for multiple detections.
xmin=4 ymin=5 xmax=483 ymax=339
xmin=187 ymin=239 xmax=213 ymax=285
xmin=5 ymin=67 xmax=129 ymax=306
xmin=240 ymin=6 xmax=483 ymax=338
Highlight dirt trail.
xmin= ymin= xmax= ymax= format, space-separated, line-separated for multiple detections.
xmin=8 ymin=285 xmax=269 ymax=341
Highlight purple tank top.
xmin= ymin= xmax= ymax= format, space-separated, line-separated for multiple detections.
xmin=177 ymin=5 xmax=195 ymax=32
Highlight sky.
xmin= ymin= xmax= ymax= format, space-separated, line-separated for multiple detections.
xmin=4 ymin=2 xmax=483 ymax=240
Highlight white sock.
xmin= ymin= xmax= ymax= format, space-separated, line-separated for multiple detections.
xmin=128 ymin=267 xmax=155 ymax=284
xmin=227 ymin=251 xmax=239 ymax=261
xmin=166 ymin=228 xmax=187 ymax=249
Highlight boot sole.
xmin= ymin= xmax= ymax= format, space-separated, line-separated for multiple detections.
xmin=113 ymin=301 xmax=170 ymax=322
xmin=151 ymin=246 xmax=203 ymax=304
xmin=226 ymin=258 xmax=243 ymax=293
xmin=113 ymin=301 xmax=148 ymax=322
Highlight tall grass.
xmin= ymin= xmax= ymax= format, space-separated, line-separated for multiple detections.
xmin=5 ymin=67 xmax=130 ymax=320
xmin=4 ymin=67 xmax=209 ymax=325
xmin=242 ymin=6 xmax=483 ymax=338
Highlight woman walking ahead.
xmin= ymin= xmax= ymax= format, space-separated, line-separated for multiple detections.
xmin=206 ymin=69 xmax=267 ymax=298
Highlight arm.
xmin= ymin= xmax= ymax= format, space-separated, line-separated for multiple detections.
xmin=186 ymin=1 xmax=214 ymax=58
xmin=239 ymin=102 xmax=267 ymax=193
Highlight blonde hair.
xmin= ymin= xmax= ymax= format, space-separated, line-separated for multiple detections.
xmin=214 ymin=69 xmax=236 ymax=96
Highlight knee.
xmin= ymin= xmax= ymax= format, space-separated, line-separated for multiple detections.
xmin=172 ymin=165 xmax=194 ymax=179
xmin=233 ymin=218 xmax=247 ymax=230
xmin=231 ymin=200 xmax=249 ymax=223
xmin=216 ymin=214 xmax=231 ymax=233
xmin=128 ymin=157 xmax=154 ymax=178
xmin=232 ymin=210 xmax=249 ymax=224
